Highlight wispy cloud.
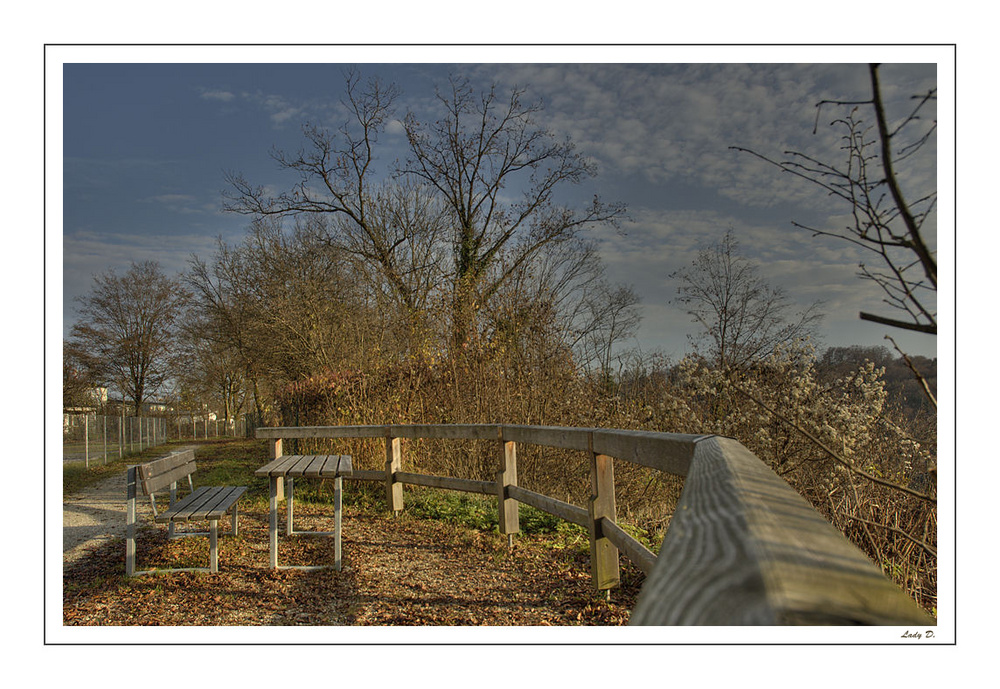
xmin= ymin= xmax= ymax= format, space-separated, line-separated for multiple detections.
xmin=199 ymin=88 xmax=236 ymax=102
xmin=139 ymin=193 xmax=204 ymax=214
xmin=468 ymin=63 xmax=933 ymax=215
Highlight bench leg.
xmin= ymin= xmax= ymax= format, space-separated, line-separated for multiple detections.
xmin=209 ymin=520 xmax=218 ymax=574
xmin=126 ymin=466 xmax=137 ymax=577
xmin=232 ymin=504 xmax=239 ymax=537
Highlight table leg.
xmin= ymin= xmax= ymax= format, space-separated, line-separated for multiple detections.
xmin=334 ymin=476 xmax=342 ymax=570
xmin=209 ymin=519 xmax=219 ymax=573
xmin=269 ymin=475 xmax=278 ymax=569
xmin=287 ymin=477 xmax=294 ymax=536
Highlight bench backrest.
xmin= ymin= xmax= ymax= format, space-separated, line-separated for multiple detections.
xmin=137 ymin=449 xmax=197 ymax=496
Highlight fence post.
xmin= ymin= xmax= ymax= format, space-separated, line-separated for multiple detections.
xmin=588 ymin=452 xmax=620 ymax=592
xmin=498 ymin=438 xmax=520 ymax=546
xmin=385 ymin=435 xmax=403 ymax=513
xmin=271 ymin=437 xmax=284 ymax=502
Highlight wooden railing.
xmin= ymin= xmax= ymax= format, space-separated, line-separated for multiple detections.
xmin=256 ymin=424 xmax=933 ymax=626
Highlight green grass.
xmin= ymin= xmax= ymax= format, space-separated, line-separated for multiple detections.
xmin=63 ymin=438 xmax=658 ymax=553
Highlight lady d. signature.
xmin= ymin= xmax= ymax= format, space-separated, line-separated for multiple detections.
xmin=901 ymin=630 xmax=935 ymax=640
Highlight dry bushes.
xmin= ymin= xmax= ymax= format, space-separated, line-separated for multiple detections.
xmin=272 ymin=339 xmax=936 ymax=613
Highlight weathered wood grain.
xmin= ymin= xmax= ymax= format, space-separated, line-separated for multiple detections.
xmin=126 ymin=450 xmax=247 ymax=576
xmin=507 ymin=485 xmax=589 ymax=527
xmin=395 ymin=471 xmax=496 ymax=495
xmin=629 ymin=436 xmax=933 ymax=625
xmin=345 ymin=469 xmax=385 ymax=482
xmin=385 ymin=436 xmax=403 ymax=512
xmin=497 ymin=440 xmax=519 ymax=536
xmin=588 ymin=453 xmax=619 ymax=590
xmin=253 ymin=424 xmax=934 ymax=624
xmin=600 ymin=518 xmax=657 ymax=576
xmin=500 ymin=425 xmax=594 ymax=451
xmin=137 ymin=449 xmax=196 ymax=495
xmin=591 ymin=429 xmax=704 ymax=476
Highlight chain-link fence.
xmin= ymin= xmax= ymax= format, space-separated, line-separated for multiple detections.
xmin=62 ymin=413 xmax=251 ymax=465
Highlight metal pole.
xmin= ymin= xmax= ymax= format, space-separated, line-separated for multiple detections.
xmin=84 ymin=414 xmax=90 ymax=469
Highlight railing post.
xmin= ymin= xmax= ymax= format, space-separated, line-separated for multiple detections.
xmin=271 ymin=437 xmax=284 ymax=502
xmin=385 ymin=435 xmax=404 ymax=513
xmin=588 ymin=452 xmax=620 ymax=592
xmin=498 ymin=439 xmax=520 ymax=545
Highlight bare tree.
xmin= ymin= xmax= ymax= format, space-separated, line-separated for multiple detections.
xmin=732 ymin=63 xmax=937 ymax=336
xmin=186 ymin=216 xmax=374 ymax=412
xmin=186 ymin=235 xmax=272 ymax=419
xmin=672 ymin=231 xmax=824 ymax=370
xmin=401 ymin=76 xmax=627 ymax=351
xmin=68 ymin=261 xmax=186 ymax=414
xmin=574 ymin=280 xmax=643 ymax=384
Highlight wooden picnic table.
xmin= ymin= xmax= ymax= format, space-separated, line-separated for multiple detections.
xmin=255 ymin=455 xmax=353 ymax=570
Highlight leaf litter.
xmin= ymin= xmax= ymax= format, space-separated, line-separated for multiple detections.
xmin=63 ymin=504 xmax=642 ymax=626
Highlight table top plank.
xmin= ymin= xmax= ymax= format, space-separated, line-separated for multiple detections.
xmin=257 ymin=455 xmax=353 ymax=478
xmin=336 ymin=455 xmax=353 ymax=475
xmin=301 ymin=455 xmax=328 ymax=478
xmin=254 ymin=454 xmax=302 ymax=477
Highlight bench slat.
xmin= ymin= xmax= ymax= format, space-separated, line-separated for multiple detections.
xmin=159 ymin=486 xmax=246 ymax=522
xmin=188 ymin=486 xmax=247 ymax=521
xmin=138 ymin=450 xmax=196 ymax=495
xmin=153 ymin=486 xmax=213 ymax=523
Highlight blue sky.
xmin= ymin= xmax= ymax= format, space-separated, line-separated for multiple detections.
xmin=56 ymin=46 xmax=947 ymax=361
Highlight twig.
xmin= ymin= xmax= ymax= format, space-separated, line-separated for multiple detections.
xmin=732 ymin=386 xmax=935 ymax=503
xmin=885 ymin=335 xmax=937 ymax=409
xmin=841 ymin=513 xmax=937 ymax=558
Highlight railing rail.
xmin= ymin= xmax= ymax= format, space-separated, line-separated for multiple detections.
xmin=256 ymin=423 xmax=932 ymax=626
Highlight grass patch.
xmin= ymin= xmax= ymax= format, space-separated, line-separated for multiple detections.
xmin=64 ymin=437 xmax=659 ymax=557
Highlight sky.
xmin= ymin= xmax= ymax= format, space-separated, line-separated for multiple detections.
xmin=55 ymin=46 xmax=948 ymax=365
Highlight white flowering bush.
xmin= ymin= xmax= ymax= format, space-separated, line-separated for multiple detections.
xmin=651 ymin=341 xmax=936 ymax=612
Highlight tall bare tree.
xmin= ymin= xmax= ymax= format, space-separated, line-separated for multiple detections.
xmin=672 ymin=231 xmax=824 ymax=370
xmin=187 ymin=234 xmax=271 ymax=419
xmin=733 ymin=63 xmax=937 ymax=336
xmin=401 ymin=76 xmax=627 ymax=351
xmin=222 ymin=72 xmax=441 ymax=327
xmin=68 ymin=261 xmax=186 ymax=414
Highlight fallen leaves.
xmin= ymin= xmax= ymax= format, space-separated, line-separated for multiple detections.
xmin=63 ymin=504 xmax=643 ymax=627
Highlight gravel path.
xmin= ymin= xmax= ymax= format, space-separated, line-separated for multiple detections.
xmin=63 ymin=471 xmax=135 ymax=570
xmin=62 ymin=447 xmax=196 ymax=571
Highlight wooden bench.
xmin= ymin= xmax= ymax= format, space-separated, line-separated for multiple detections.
xmin=125 ymin=449 xmax=247 ymax=576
